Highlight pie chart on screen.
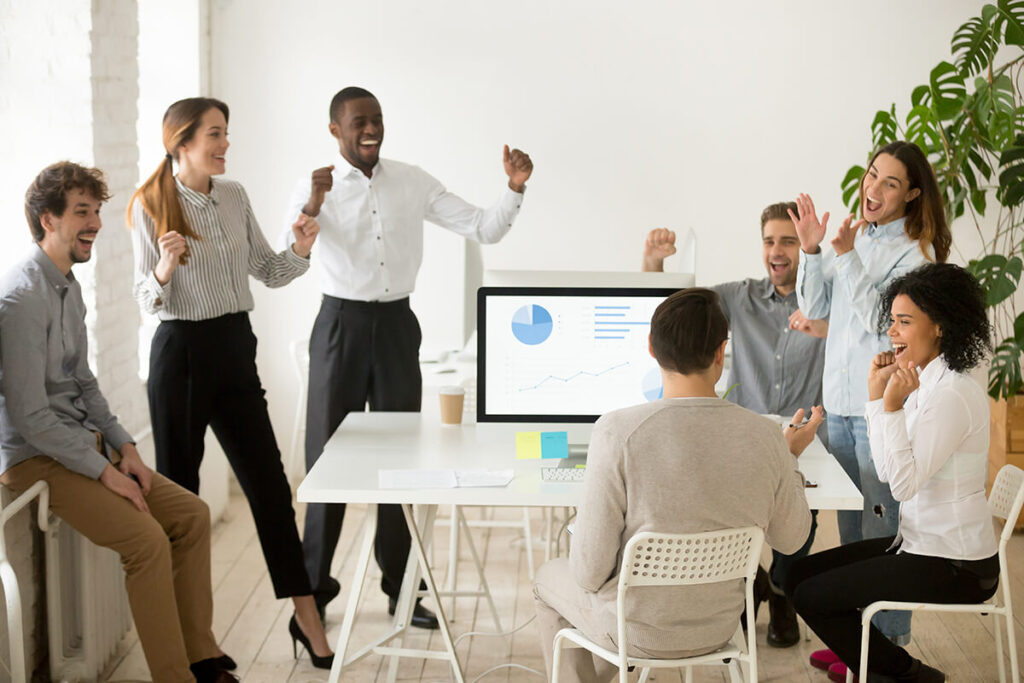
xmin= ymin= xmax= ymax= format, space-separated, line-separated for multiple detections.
xmin=511 ymin=304 xmax=553 ymax=345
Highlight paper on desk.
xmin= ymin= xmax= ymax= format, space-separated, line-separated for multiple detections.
xmin=454 ymin=469 xmax=514 ymax=487
xmin=379 ymin=469 xmax=458 ymax=489
xmin=378 ymin=468 xmax=514 ymax=489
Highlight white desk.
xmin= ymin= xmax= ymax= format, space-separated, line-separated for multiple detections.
xmin=297 ymin=411 xmax=862 ymax=682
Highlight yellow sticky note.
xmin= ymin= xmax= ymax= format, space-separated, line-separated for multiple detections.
xmin=516 ymin=431 xmax=542 ymax=459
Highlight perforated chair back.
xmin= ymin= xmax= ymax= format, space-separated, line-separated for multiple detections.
xmin=620 ymin=528 xmax=763 ymax=591
xmin=988 ymin=464 xmax=1024 ymax=548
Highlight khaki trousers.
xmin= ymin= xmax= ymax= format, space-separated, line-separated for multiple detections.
xmin=533 ymin=559 xmax=692 ymax=683
xmin=1 ymin=453 xmax=220 ymax=683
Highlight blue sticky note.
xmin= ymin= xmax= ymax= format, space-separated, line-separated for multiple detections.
xmin=540 ymin=431 xmax=569 ymax=459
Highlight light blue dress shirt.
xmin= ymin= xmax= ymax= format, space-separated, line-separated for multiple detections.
xmin=796 ymin=218 xmax=931 ymax=416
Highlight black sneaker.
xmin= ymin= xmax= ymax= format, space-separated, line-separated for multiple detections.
xmin=766 ymin=589 xmax=800 ymax=648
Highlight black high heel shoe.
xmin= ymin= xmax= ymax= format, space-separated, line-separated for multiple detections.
xmin=289 ymin=614 xmax=335 ymax=670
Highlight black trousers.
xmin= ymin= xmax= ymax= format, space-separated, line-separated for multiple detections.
xmin=148 ymin=312 xmax=312 ymax=598
xmin=786 ymin=536 xmax=999 ymax=677
xmin=302 ymin=296 xmax=422 ymax=606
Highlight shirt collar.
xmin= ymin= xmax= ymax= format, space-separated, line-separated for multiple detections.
xmin=334 ymin=152 xmax=381 ymax=180
xmin=757 ymin=277 xmax=794 ymax=302
xmin=917 ymin=354 xmax=949 ymax=393
xmin=865 ymin=216 xmax=906 ymax=238
xmin=30 ymin=244 xmax=74 ymax=292
xmin=174 ymin=176 xmax=219 ymax=207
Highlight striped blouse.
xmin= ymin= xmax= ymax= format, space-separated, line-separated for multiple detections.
xmin=131 ymin=177 xmax=309 ymax=321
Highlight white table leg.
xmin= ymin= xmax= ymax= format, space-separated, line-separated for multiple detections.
xmin=455 ymin=507 xmax=503 ymax=633
xmin=401 ymin=503 xmax=465 ymax=683
xmin=447 ymin=504 xmax=460 ymax=618
xmin=329 ymin=504 xmax=378 ymax=682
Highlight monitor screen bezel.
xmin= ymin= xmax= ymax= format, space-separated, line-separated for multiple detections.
xmin=476 ymin=286 xmax=682 ymax=423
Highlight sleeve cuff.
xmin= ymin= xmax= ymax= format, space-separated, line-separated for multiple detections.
xmin=105 ymin=425 xmax=135 ymax=452
xmin=284 ymin=245 xmax=312 ymax=267
xmin=145 ymin=271 xmax=169 ymax=307
xmin=77 ymin=450 xmax=111 ymax=480
xmin=834 ymin=249 xmax=857 ymax=273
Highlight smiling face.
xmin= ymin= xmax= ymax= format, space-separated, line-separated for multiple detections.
xmin=178 ymin=106 xmax=229 ymax=178
xmin=761 ymin=218 xmax=801 ymax=293
xmin=888 ymin=293 xmax=942 ymax=370
xmin=861 ymin=153 xmax=921 ymax=226
xmin=330 ymin=96 xmax=384 ymax=175
xmin=40 ymin=189 xmax=103 ymax=273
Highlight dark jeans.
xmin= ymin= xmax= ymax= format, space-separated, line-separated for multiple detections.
xmin=302 ymin=296 xmax=423 ymax=606
xmin=786 ymin=537 xmax=998 ymax=677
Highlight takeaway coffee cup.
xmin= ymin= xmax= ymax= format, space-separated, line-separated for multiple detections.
xmin=439 ymin=386 xmax=465 ymax=425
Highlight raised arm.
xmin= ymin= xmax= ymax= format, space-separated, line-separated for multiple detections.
xmin=791 ymin=194 xmax=833 ymax=319
xmin=764 ymin=429 xmax=813 ymax=555
xmin=423 ymin=146 xmax=532 ymax=244
xmin=239 ymin=185 xmax=313 ymax=287
xmin=642 ymin=228 xmax=676 ymax=272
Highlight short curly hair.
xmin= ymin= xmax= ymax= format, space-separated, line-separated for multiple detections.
xmin=877 ymin=263 xmax=991 ymax=373
xmin=25 ymin=162 xmax=110 ymax=242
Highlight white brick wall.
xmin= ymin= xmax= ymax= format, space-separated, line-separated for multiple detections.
xmin=0 ymin=1 xmax=142 ymax=679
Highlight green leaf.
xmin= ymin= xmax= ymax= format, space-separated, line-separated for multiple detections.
xmin=971 ymin=187 xmax=988 ymax=214
xmin=906 ymin=105 xmax=943 ymax=153
xmin=995 ymin=0 xmax=1024 ymax=46
xmin=841 ymin=165 xmax=864 ymax=215
xmin=989 ymin=339 xmax=1024 ymax=400
xmin=998 ymin=134 xmax=1024 ymax=206
xmin=952 ymin=12 xmax=999 ymax=77
xmin=928 ymin=62 xmax=967 ymax=120
xmin=969 ymin=253 xmax=1024 ymax=305
xmin=871 ymin=106 xmax=899 ymax=148
xmin=1014 ymin=311 xmax=1024 ymax=343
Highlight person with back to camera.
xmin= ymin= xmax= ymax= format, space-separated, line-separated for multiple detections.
xmin=282 ymin=86 xmax=533 ymax=627
xmin=127 ymin=97 xmax=333 ymax=668
xmin=787 ymin=263 xmax=997 ymax=683
xmin=789 ymin=140 xmax=952 ymax=676
xmin=532 ymin=287 xmax=823 ymax=683
xmin=641 ymin=201 xmax=827 ymax=646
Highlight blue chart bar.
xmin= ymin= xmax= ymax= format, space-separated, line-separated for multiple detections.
xmin=599 ymin=329 xmax=628 ymax=333
xmin=594 ymin=321 xmax=650 ymax=325
xmin=595 ymin=312 xmax=626 ymax=317
xmin=595 ymin=336 xmax=625 ymax=340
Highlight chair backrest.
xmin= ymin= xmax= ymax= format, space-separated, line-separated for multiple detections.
xmin=989 ymin=464 xmax=1024 ymax=547
xmin=619 ymin=527 xmax=765 ymax=591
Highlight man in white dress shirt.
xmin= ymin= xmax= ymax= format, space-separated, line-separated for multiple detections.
xmin=283 ymin=86 xmax=533 ymax=626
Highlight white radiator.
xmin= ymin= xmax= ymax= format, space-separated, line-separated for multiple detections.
xmin=45 ymin=521 xmax=131 ymax=683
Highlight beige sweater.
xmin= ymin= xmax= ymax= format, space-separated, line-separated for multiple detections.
xmin=569 ymin=397 xmax=812 ymax=652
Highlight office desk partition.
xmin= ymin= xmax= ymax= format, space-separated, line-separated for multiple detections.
xmin=297 ymin=411 xmax=862 ymax=682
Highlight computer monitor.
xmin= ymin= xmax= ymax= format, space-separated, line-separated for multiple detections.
xmin=477 ymin=286 xmax=681 ymax=423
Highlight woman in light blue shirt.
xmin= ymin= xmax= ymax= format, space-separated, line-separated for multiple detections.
xmin=789 ymin=140 xmax=951 ymax=666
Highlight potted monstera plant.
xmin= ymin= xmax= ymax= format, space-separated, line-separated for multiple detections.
xmin=839 ymin=0 xmax=1024 ymax=482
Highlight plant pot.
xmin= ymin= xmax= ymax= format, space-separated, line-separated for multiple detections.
xmin=989 ymin=396 xmax=1024 ymax=530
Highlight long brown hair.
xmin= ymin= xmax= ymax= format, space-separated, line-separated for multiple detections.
xmin=126 ymin=97 xmax=230 ymax=263
xmin=861 ymin=140 xmax=950 ymax=263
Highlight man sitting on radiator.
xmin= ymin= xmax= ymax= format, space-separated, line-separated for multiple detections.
xmin=0 ymin=162 xmax=237 ymax=683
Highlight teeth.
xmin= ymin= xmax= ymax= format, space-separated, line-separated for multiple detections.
xmin=361 ymin=140 xmax=378 ymax=145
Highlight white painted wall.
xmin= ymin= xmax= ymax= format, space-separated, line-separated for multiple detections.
xmin=207 ymin=0 xmax=984 ymax=464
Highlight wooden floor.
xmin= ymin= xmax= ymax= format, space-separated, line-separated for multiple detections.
xmin=101 ymin=496 xmax=1024 ymax=682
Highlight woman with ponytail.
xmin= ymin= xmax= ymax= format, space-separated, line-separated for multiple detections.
xmin=787 ymin=140 xmax=952 ymax=678
xmin=128 ymin=97 xmax=333 ymax=668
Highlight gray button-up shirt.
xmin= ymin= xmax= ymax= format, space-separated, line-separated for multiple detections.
xmin=0 ymin=247 xmax=132 ymax=478
xmin=713 ymin=278 xmax=826 ymax=417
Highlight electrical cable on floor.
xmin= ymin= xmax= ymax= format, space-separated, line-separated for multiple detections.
xmin=448 ymin=614 xmax=545 ymax=681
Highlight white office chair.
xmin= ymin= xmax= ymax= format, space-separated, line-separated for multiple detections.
xmin=552 ymin=527 xmax=764 ymax=683
xmin=849 ymin=464 xmax=1024 ymax=683
xmin=286 ymin=338 xmax=309 ymax=484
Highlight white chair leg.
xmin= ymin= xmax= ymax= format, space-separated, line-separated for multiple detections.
xmin=446 ymin=504 xmax=459 ymax=618
xmin=551 ymin=633 xmax=565 ymax=683
xmin=520 ymin=507 xmax=535 ymax=580
xmin=684 ymin=665 xmax=694 ymax=683
xmin=1004 ymin=607 xmax=1019 ymax=683
xmin=994 ymin=609 xmax=1006 ymax=683
xmin=637 ymin=666 xmax=651 ymax=683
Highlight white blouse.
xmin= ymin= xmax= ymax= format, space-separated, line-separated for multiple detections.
xmin=866 ymin=355 xmax=997 ymax=560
